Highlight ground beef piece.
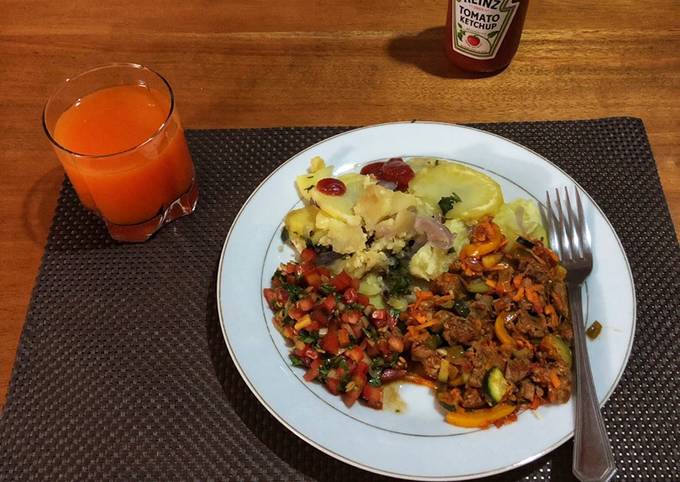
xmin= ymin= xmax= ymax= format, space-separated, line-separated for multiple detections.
xmin=558 ymin=322 xmax=574 ymax=343
xmin=514 ymin=309 xmax=548 ymax=338
xmin=438 ymin=311 xmax=483 ymax=345
xmin=467 ymin=341 xmax=507 ymax=388
xmin=469 ymin=294 xmax=494 ymax=321
xmin=518 ymin=255 xmax=550 ymax=285
xmin=410 ymin=341 xmax=436 ymax=362
xmin=550 ymin=281 xmax=569 ymax=317
xmin=461 ymin=388 xmax=486 ymax=409
xmin=505 ymin=357 xmax=531 ymax=383
xmin=431 ymin=273 xmax=465 ymax=297
xmin=421 ymin=355 xmax=442 ymax=379
xmin=519 ymin=380 xmax=536 ymax=401
xmin=547 ymin=380 xmax=571 ymax=404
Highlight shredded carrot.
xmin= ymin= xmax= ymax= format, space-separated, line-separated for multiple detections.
xmin=544 ymin=304 xmax=558 ymax=328
xmin=550 ymin=371 xmax=561 ymax=388
xmin=512 ymin=274 xmax=524 ymax=289
xmin=416 ymin=290 xmax=433 ymax=301
xmin=529 ymin=396 xmax=542 ymax=410
xmin=525 ymin=286 xmax=543 ymax=312
xmin=485 ymin=278 xmax=497 ymax=288
xmin=512 ymin=287 xmax=525 ymax=302
xmin=413 ymin=318 xmax=440 ymax=331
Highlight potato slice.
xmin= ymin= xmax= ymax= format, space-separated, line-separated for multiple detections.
xmin=311 ymin=173 xmax=372 ymax=225
xmin=296 ymin=165 xmax=334 ymax=201
xmin=314 ymin=211 xmax=366 ymax=254
xmin=354 ymin=184 xmax=419 ymax=231
xmin=408 ymin=162 xmax=503 ymax=221
xmin=284 ymin=205 xmax=319 ymax=252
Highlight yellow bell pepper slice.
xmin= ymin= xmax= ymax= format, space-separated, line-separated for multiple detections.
xmin=494 ymin=312 xmax=515 ymax=346
xmin=445 ymin=403 xmax=516 ymax=428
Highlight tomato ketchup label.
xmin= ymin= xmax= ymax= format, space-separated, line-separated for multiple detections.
xmin=451 ymin=0 xmax=519 ymax=60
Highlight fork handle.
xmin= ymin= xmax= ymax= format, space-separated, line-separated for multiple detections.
xmin=568 ymin=283 xmax=617 ymax=482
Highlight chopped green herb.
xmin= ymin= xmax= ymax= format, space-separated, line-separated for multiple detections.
xmin=438 ymin=193 xmax=462 ymax=214
xmin=362 ymin=325 xmax=378 ymax=340
xmin=283 ymin=283 xmax=303 ymax=300
xmin=289 ymin=354 xmax=304 ymax=367
xmin=298 ymin=330 xmax=318 ymax=345
xmin=385 ymin=257 xmax=411 ymax=297
xmin=319 ymin=284 xmax=335 ymax=295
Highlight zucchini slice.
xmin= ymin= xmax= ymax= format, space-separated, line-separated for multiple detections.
xmin=485 ymin=367 xmax=509 ymax=404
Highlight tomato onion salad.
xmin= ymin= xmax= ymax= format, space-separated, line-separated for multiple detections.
xmin=264 ymin=156 xmax=573 ymax=429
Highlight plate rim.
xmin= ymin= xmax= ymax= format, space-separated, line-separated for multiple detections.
xmin=216 ymin=120 xmax=637 ymax=480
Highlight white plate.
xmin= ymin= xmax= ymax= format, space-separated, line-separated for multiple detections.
xmin=217 ymin=122 xmax=635 ymax=480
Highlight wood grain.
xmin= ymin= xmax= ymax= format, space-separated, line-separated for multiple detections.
xmin=1 ymin=1 xmax=678 ymax=407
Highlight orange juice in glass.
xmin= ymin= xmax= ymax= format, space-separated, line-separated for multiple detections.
xmin=43 ymin=63 xmax=198 ymax=242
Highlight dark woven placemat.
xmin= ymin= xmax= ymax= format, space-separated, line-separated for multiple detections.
xmin=1 ymin=118 xmax=678 ymax=481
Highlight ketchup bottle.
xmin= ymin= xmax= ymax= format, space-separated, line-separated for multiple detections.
xmin=445 ymin=0 xmax=529 ymax=73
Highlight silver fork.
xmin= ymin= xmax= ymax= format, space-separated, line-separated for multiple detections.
xmin=545 ymin=187 xmax=616 ymax=482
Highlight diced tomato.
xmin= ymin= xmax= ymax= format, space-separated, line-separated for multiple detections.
xmin=331 ymin=271 xmax=353 ymax=291
xmin=288 ymin=307 xmax=305 ymax=321
xmin=341 ymin=310 xmax=362 ymax=325
xmin=297 ymin=297 xmax=315 ymax=312
xmin=350 ymin=323 xmax=364 ymax=340
xmin=310 ymin=310 xmax=328 ymax=325
xmin=346 ymin=346 xmax=365 ymax=363
xmin=342 ymin=375 xmax=365 ymax=407
xmin=337 ymin=328 xmax=351 ymax=347
xmin=304 ymin=347 xmax=319 ymax=360
xmin=299 ymin=262 xmax=316 ymax=277
xmin=282 ymin=263 xmax=297 ymax=274
xmin=321 ymin=326 xmax=340 ymax=355
xmin=282 ymin=326 xmax=294 ymax=339
xmin=300 ymin=248 xmax=317 ymax=263
xmin=356 ymin=293 xmax=370 ymax=306
xmin=362 ymin=384 xmax=383 ymax=409
xmin=293 ymin=343 xmax=308 ymax=357
xmin=306 ymin=320 xmax=320 ymax=331
xmin=304 ymin=271 xmax=322 ymax=288
xmin=322 ymin=295 xmax=336 ymax=312
xmin=263 ymin=288 xmax=277 ymax=308
xmin=351 ymin=277 xmax=360 ymax=290
xmin=275 ymin=288 xmax=289 ymax=303
xmin=304 ymin=358 xmax=322 ymax=381
xmin=372 ymin=309 xmax=388 ymax=321
xmin=326 ymin=378 xmax=341 ymax=395
xmin=353 ymin=361 xmax=369 ymax=378
xmin=343 ymin=287 xmax=358 ymax=304
xmin=377 ymin=338 xmax=391 ymax=355
xmin=317 ymin=266 xmax=331 ymax=277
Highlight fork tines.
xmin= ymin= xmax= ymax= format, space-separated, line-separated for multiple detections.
xmin=545 ymin=187 xmax=592 ymax=263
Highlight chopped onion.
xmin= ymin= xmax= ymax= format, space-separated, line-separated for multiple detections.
xmin=414 ymin=216 xmax=454 ymax=250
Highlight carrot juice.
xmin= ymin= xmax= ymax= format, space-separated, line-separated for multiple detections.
xmin=53 ymin=84 xmax=195 ymax=226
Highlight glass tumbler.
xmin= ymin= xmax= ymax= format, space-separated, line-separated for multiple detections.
xmin=43 ymin=63 xmax=198 ymax=242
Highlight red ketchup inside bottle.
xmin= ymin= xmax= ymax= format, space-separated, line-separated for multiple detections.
xmin=445 ymin=0 xmax=529 ymax=73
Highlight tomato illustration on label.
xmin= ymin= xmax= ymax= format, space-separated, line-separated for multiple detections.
xmin=451 ymin=0 xmax=519 ymax=60
xmin=466 ymin=35 xmax=480 ymax=47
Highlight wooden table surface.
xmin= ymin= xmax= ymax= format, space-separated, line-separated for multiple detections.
xmin=1 ymin=1 xmax=678 ymax=407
